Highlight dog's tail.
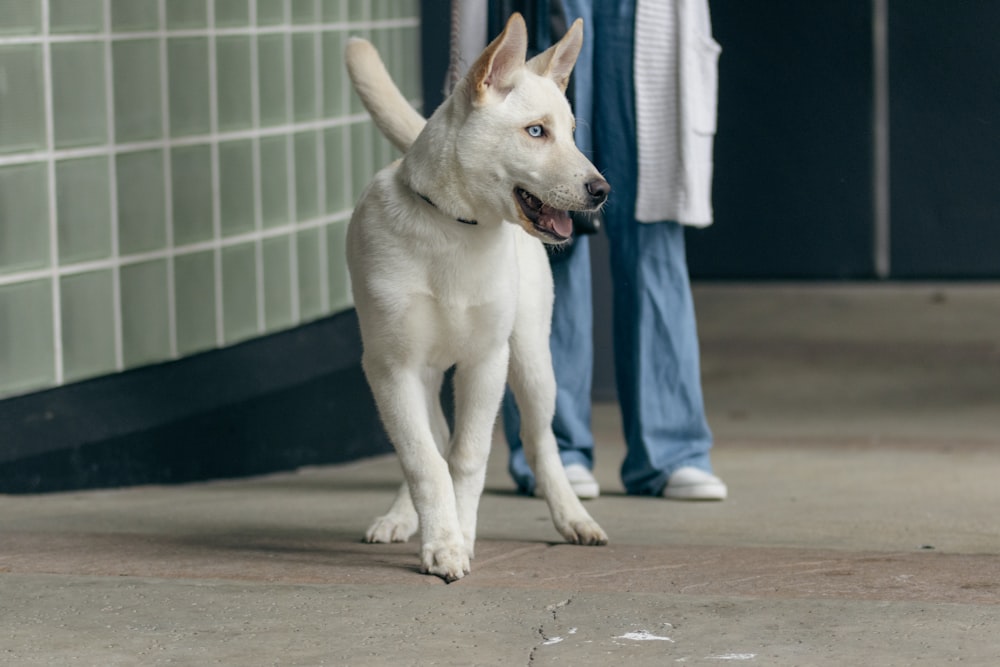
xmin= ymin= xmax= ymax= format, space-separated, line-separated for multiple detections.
xmin=345 ymin=38 xmax=427 ymax=153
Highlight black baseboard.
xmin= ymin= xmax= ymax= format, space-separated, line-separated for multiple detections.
xmin=0 ymin=310 xmax=392 ymax=494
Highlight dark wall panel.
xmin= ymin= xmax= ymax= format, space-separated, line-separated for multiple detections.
xmin=0 ymin=311 xmax=392 ymax=494
xmin=686 ymin=0 xmax=875 ymax=279
xmin=888 ymin=0 xmax=1000 ymax=278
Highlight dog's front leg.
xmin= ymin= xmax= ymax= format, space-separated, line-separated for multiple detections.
xmin=508 ymin=313 xmax=608 ymax=546
xmin=365 ymin=361 xmax=468 ymax=581
xmin=448 ymin=345 xmax=510 ymax=561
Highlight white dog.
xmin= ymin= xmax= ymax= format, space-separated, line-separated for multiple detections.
xmin=345 ymin=14 xmax=609 ymax=582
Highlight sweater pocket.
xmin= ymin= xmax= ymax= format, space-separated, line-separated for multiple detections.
xmin=683 ymin=34 xmax=722 ymax=135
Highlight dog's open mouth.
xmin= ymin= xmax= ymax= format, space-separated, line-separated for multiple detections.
xmin=514 ymin=188 xmax=573 ymax=242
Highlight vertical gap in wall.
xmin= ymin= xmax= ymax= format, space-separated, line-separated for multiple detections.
xmin=873 ymin=0 xmax=891 ymax=279
xmin=103 ymin=0 xmax=124 ymax=371
xmin=159 ymin=0 xmax=178 ymax=357
xmin=41 ymin=0 xmax=64 ymax=386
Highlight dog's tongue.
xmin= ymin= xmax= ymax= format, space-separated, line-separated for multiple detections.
xmin=540 ymin=206 xmax=573 ymax=239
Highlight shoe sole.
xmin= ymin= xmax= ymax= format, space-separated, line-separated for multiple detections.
xmin=662 ymin=484 xmax=728 ymax=501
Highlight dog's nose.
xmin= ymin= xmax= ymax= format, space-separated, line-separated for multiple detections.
xmin=586 ymin=178 xmax=610 ymax=205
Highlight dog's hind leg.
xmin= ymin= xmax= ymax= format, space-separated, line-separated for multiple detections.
xmin=365 ymin=481 xmax=418 ymax=543
xmin=508 ymin=241 xmax=608 ymax=546
xmin=365 ymin=367 xmax=450 ymax=544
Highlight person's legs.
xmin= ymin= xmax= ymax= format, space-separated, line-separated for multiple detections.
xmin=609 ymin=220 xmax=715 ymax=496
xmin=592 ymin=0 xmax=716 ymax=497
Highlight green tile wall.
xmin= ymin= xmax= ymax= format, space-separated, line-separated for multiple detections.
xmin=222 ymin=242 xmax=259 ymax=343
xmin=117 ymin=150 xmax=167 ymax=255
xmin=326 ymin=219 xmax=351 ymax=312
xmin=168 ymin=38 xmax=212 ymax=137
xmin=60 ymin=270 xmax=117 ymax=382
xmin=215 ymin=0 xmax=250 ymax=27
xmin=256 ymin=0 xmax=287 ymax=27
xmin=219 ymin=140 xmax=256 ymax=236
xmin=296 ymin=227 xmax=323 ymax=321
xmin=294 ymin=132 xmax=320 ymax=221
xmin=111 ymin=0 xmax=159 ymax=32
xmin=216 ymin=36 xmax=253 ymax=132
xmin=322 ymin=0 xmax=346 ymax=23
xmin=174 ymin=250 xmax=218 ymax=356
xmin=0 ymin=280 xmax=55 ymax=395
xmin=56 ymin=156 xmax=112 ymax=264
xmin=0 ymin=45 xmax=45 ymax=155
xmin=113 ymin=39 xmax=163 ymax=142
xmin=50 ymin=0 xmax=105 ymax=34
xmin=257 ymin=34 xmax=289 ymax=127
xmin=322 ymin=30 xmax=346 ymax=117
xmin=323 ymin=126 xmax=348 ymax=213
xmin=0 ymin=162 xmax=49 ymax=275
xmin=292 ymin=0 xmax=320 ymax=25
xmin=0 ymin=2 xmax=418 ymax=399
xmin=292 ymin=33 xmax=318 ymax=121
xmin=0 ymin=1 xmax=42 ymax=35
xmin=262 ymin=235 xmax=294 ymax=329
xmin=171 ymin=144 xmax=214 ymax=245
xmin=166 ymin=0 xmax=209 ymax=30
xmin=260 ymin=135 xmax=290 ymax=227
xmin=51 ymin=41 xmax=108 ymax=148
xmin=120 ymin=259 xmax=171 ymax=368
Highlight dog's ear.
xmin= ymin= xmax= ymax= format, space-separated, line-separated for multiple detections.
xmin=469 ymin=13 xmax=528 ymax=105
xmin=526 ymin=18 xmax=583 ymax=93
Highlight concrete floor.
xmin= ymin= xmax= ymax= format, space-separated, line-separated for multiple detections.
xmin=2 ymin=284 xmax=999 ymax=665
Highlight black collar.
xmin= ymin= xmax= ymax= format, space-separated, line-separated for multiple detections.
xmin=417 ymin=193 xmax=478 ymax=226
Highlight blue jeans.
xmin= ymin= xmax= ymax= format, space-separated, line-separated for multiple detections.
xmin=502 ymin=0 xmax=714 ymax=496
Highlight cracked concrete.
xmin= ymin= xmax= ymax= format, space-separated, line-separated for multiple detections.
xmin=2 ymin=284 xmax=999 ymax=665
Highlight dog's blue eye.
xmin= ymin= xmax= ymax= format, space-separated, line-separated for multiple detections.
xmin=526 ymin=125 xmax=544 ymax=138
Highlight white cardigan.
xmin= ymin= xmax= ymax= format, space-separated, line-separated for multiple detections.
xmin=634 ymin=0 xmax=721 ymax=227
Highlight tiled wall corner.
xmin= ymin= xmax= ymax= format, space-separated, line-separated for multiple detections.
xmin=0 ymin=0 xmax=420 ymax=399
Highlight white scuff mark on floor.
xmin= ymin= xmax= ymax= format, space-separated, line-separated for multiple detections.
xmin=568 ymin=627 xmax=578 ymax=634
xmin=542 ymin=636 xmax=564 ymax=646
xmin=615 ymin=630 xmax=675 ymax=642
xmin=707 ymin=653 xmax=757 ymax=660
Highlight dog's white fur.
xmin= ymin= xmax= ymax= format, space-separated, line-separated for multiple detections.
xmin=345 ymin=14 xmax=609 ymax=582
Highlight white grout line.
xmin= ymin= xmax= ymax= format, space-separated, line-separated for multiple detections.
xmin=250 ymin=0 xmax=266 ymax=334
xmin=0 ymin=209 xmax=352 ymax=288
xmin=0 ymin=114 xmax=373 ymax=167
xmin=208 ymin=0 xmax=225 ymax=347
xmin=314 ymin=19 xmax=329 ymax=313
xmin=102 ymin=0 xmax=124 ymax=372
xmin=158 ymin=0 xmax=178 ymax=358
xmin=41 ymin=0 xmax=64 ymax=386
xmin=0 ymin=18 xmax=419 ymax=46
xmin=284 ymin=0 xmax=301 ymax=325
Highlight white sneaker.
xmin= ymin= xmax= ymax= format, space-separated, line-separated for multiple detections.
xmin=662 ymin=466 xmax=727 ymax=500
xmin=564 ymin=463 xmax=600 ymax=499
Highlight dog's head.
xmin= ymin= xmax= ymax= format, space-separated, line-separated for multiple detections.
xmin=454 ymin=14 xmax=609 ymax=244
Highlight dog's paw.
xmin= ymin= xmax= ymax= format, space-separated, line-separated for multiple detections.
xmin=420 ymin=542 xmax=471 ymax=583
xmin=364 ymin=513 xmax=418 ymax=544
xmin=559 ymin=519 xmax=609 ymax=546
